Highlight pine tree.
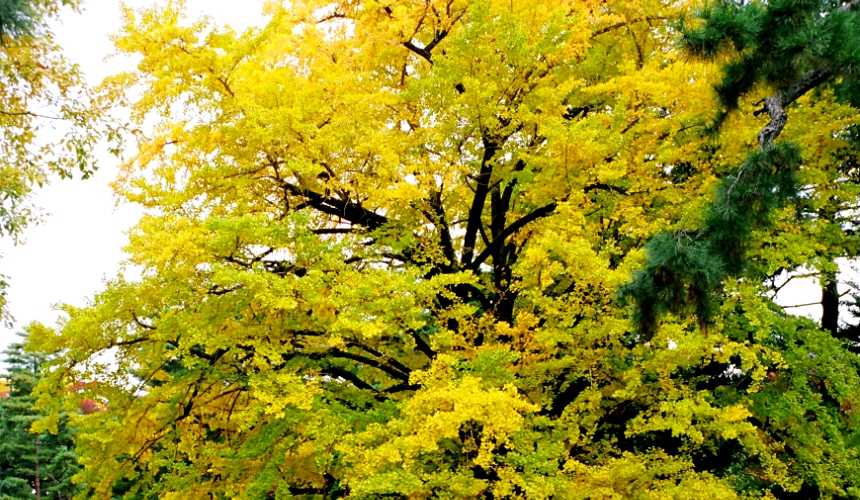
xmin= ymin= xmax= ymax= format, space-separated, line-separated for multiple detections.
xmin=0 ymin=334 xmax=79 ymax=500
xmin=623 ymin=0 xmax=860 ymax=338
xmin=0 ymin=0 xmax=75 ymax=40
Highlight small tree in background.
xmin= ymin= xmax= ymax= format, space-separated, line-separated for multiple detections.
xmin=0 ymin=334 xmax=79 ymax=500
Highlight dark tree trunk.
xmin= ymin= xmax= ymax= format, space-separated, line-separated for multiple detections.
xmin=821 ymin=270 xmax=839 ymax=336
xmin=34 ymin=432 xmax=41 ymax=500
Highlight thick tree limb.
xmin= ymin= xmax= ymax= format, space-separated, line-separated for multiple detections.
xmin=469 ymin=202 xmax=557 ymax=270
xmin=311 ymin=227 xmax=357 ymax=235
xmin=403 ymin=40 xmax=433 ymax=64
xmin=383 ymin=381 xmax=421 ymax=393
xmin=321 ymin=365 xmax=376 ymax=392
xmin=462 ymin=138 xmax=498 ymax=266
xmin=428 ymin=190 xmax=458 ymax=267
xmin=280 ymin=181 xmax=388 ymax=229
xmin=584 ymin=182 xmax=629 ymax=195
xmin=346 ymin=342 xmax=413 ymax=378
xmin=755 ymin=66 xmax=832 ymax=147
xmin=500 ymin=159 xmax=527 ymax=212
xmin=403 ymin=28 xmax=450 ymax=64
xmin=410 ymin=329 xmax=436 ymax=359
xmin=325 ymin=349 xmax=410 ymax=382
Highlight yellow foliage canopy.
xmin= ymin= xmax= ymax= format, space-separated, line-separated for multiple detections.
xmin=28 ymin=0 xmax=860 ymax=498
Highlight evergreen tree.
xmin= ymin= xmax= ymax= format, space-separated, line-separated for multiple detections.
xmin=0 ymin=0 xmax=76 ymax=40
xmin=0 ymin=334 xmax=79 ymax=500
xmin=624 ymin=0 xmax=860 ymax=338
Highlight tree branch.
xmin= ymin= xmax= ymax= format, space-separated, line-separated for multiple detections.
xmin=279 ymin=180 xmax=388 ymax=229
xmin=131 ymin=312 xmax=156 ymax=331
xmin=461 ymin=138 xmax=498 ymax=266
xmin=410 ymin=329 xmax=436 ymax=359
xmin=469 ymin=202 xmax=557 ymax=270
xmin=321 ymin=365 xmax=376 ymax=392
xmin=403 ymin=28 xmax=450 ymax=65
xmin=403 ymin=40 xmax=433 ymax=64
xmin=584 ymin=182 xmax=629 ymax=195
xmin=591 ymin=16 xmax=669 ymax=38
xmin=781 ymin=301 xmax=822 ymax=309
xmin=755 ymin=66 xmax=832 ymax=147
xmin=326 ymin=349 xmax=410 ymax=382
xmin=428 ymin=190 xmax=457 ymax=267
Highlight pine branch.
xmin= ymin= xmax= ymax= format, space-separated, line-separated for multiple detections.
xmin=756 ymin=66 xmax=832 ymax=147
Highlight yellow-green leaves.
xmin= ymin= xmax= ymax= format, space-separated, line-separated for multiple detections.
xmin=24 ymin=0 xmax=860 ymax=497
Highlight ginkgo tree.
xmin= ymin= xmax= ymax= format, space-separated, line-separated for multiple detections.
xmin=29 ymin=0 xmax=860 ymax=498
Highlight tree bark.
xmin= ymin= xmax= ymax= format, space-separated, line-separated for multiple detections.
xmin=821 ymin=269 xmax=840 ymax=336
xmin=34 ymin=434 xmax=40 ymax=500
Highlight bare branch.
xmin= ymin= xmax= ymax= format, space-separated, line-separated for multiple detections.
xmin=591 ymin=16 xmax=669 ymax=38
xmin=0 ymin=109 xmax=65 ymax=121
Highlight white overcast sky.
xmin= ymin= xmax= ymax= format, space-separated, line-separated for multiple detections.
xmin=0 ymin=1 xmax=267 ymax=355
xmin=0 ymin=0 xmax=834 ymax=358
